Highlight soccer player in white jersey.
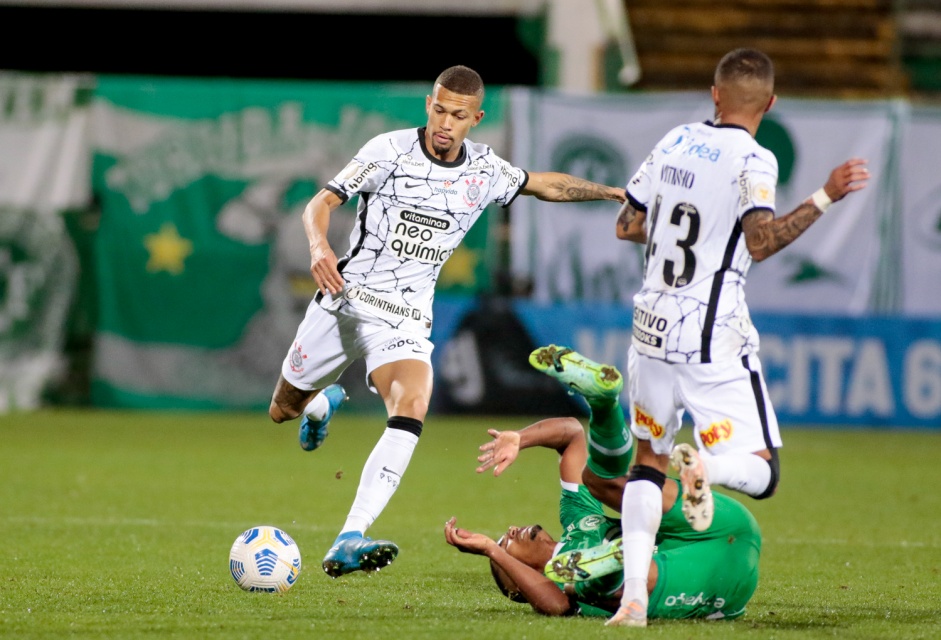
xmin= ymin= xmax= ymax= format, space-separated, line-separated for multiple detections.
xmin=607 ymin=48 xmax=870 ymax=627
xmin=267 ymin=65 xmax=626 ymax=578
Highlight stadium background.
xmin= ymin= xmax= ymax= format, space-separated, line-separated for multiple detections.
xmin=2 ymin=0 xmax=941 ymax=429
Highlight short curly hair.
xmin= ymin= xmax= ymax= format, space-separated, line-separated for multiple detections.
xmin=434 ymin=65 xmax=485 ymax=101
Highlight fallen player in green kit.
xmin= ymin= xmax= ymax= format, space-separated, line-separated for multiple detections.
xmin=444 ymin=347 xmax=761 ymax=623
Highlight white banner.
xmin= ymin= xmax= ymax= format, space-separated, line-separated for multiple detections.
xmin=742 ymin=100 xmax=895 ymax=314
xmin=900 ymin=105 xmax=941 ymax=315
xmin=508 ymin=88 xmax=711 ymax=303
xmin=508 ymin=90 xmax=896 ymax=314
xmin=0 ymin=73 xmax=91 ymax=411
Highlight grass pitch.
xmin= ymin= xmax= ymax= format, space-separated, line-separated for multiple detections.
xmin=0 ymin=409 xmax=939 ymax=639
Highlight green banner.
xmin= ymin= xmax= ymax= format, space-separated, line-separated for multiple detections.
xmin=91 ymin=77 xmax=506 ymax=409
xmin=0 ymin=73 xmax=90 ymax=411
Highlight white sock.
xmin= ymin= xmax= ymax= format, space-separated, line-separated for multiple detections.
xmin=302 ymin=392 xmax=329 ymax=421
xmin=701 ymin=452 xmax=771 ymax=497
xmin=619 ymin=479 xmax=662 ymax=610
xmin=340 ymin=427 xmax=419 ymax=535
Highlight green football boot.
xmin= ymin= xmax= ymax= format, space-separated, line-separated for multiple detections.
xmin=529 ymin=344 xmax=623 ymax=402
xmin=544 ymin=537 xmax=624 ymax=583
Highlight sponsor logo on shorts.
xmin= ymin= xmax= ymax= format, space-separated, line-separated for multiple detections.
xmin=380 ymin=337 xmax=426 ymax=353
xmin=700 ymin=419 xmax=733 ymax=448
xmin=289 ymin=341 xmax=307 ymax=373
xmin=635 ymin=406 xmax=664 ymax=438
xmin=346 ymin=288 xmax=422 ymax=321
xmin=662 ymin=591 xmax=726 ymax=609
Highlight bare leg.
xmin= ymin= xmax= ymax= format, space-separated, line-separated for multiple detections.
xmin=268 ymin=373 xmax=319 ymax=423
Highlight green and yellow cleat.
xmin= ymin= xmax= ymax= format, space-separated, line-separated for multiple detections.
xmin=544 ymin=537 xmax=624 ymax=583
xmin=529 ymin=345 xmax=623 ymax=402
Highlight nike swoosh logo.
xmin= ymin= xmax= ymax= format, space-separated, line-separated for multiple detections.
xmin=404 ymin=181 xmax=423 ymax=189
xmin=381 ymin=466 xmax=401 ymax=476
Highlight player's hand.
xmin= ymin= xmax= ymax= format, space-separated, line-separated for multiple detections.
xmin=309 ymin=241 xmax=345 ymax=295
xmin=476 ymin=429 xmax=521 ymax=476
xmin=444 ymin=517 xmax=495 ymax=555
xmin=823 ymin=158 xmax=869 ymax=203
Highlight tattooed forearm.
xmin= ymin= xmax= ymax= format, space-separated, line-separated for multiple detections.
xmin=555 ymin=176 xmax=613 ymax=201
xmin=528 ymin=172 xmax=624 ymax=203
xmin=743 ymin=203 xmax=823 ymax=261
xmin=615 ymin=201 xmax=647 ymax=243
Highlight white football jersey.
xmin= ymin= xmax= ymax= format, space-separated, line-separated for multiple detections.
xmin=321 ymin=127 xmax=527 ymax=337
xmin=627 ymin=121 xmax=778 ymax=364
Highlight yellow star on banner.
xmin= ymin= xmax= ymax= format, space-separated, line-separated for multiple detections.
xmin=439 ymin=244 xmax=481 ymax=288
xmin=144 ymin=222 xmax=193 ymax=275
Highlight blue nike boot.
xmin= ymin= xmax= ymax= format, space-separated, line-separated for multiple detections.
xmin=298 ymin=384 xmax=348 ymax=452
xmin=322 ymin=531 xmax=399 ymax=578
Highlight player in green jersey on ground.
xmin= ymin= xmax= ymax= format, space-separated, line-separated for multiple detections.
xmin=444 ymin=346 xmax=761 ymax=622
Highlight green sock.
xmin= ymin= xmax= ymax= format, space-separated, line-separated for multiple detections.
xmin=585 ymin=399 xmax=633 ymax=479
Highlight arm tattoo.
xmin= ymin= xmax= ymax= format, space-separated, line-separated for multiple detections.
xmin=545 ymin=175 xmax=614 ymax=202
xmin=617 ymin=203 xmax=639 ymax=233
xmin=744 ymin=203 xmax=823 ymax=261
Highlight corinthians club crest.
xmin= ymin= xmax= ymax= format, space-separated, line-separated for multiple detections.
xmin=463 ymin=177 xmax=484 ymax=206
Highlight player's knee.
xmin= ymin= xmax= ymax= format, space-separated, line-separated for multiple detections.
xmin=391 ymin=395 xmax=429 ymax=421
xmin=753 ymin=449 xmax=780 ymax=500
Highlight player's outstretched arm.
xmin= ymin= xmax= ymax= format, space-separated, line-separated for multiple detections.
xmin=743 ymin=157 xmax=869 ymax=262
xmin=476 ymin=418 xmax=587 ymax=483
xmin=444 ymin=517 xmax=577 ymax=616
xmin=303 ymin=189 xmax=346 ymax=295
xmin=522 ymin=171 xmax=626 ymax=204
xmin=615 ymin=200 xmax=647 ymax=244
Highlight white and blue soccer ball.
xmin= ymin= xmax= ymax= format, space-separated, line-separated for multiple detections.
xmin=229 ymin=525 xmax=302 ymax=592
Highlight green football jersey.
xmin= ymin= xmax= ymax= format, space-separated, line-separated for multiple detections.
xmin=552 ymin=480 xmax=761 ymax=620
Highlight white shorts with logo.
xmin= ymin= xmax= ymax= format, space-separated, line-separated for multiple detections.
xmin=627 ymin=345 xmax=782 ymax=458
xmin=281 ymin=298 xmax=434 ymax=394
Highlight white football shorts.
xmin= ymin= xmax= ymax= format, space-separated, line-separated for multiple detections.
xmin=627 ymin=345 xmax=782 ymax=457
xmin=281 ymin=298 xmax=434 ymax=394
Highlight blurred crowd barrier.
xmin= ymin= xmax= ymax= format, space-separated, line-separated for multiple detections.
xmin=2 ymin=73 xmax=939 ymax=426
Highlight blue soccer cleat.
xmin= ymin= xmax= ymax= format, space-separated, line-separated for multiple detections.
xmin=322 ymin=531 xmax=399 ymax=578
xmin=298 ymin=384 xmax=348 ymax=452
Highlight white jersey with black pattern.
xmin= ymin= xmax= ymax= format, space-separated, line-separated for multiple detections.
xmin=321 ymin=127 xmax=527 ymax=337
xmin=626 ymin=121 xmax=778 ymax=364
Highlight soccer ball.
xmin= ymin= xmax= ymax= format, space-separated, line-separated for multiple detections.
xmin=229 ymin=525 xmax=302 ymax=592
